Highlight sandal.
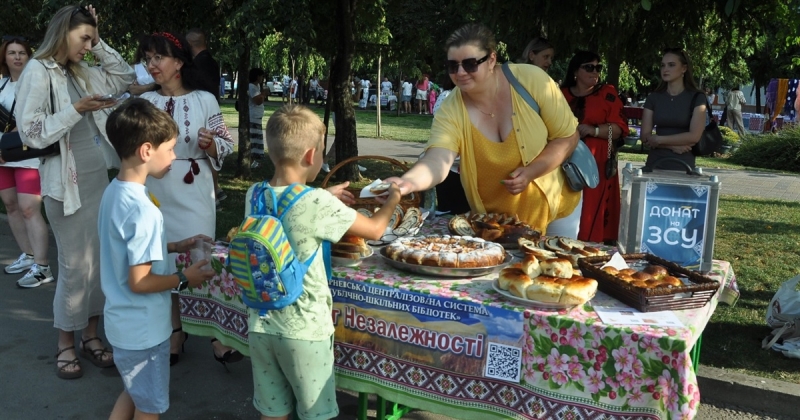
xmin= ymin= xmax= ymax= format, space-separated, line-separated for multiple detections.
xmin=55 ymin=346 xmax=83 ymax=380
xmin=79 ymin=337 xmax=115 ymax=368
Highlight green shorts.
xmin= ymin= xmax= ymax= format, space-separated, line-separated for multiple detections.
xmin=249 ymin=333 xmax=339 ymax=420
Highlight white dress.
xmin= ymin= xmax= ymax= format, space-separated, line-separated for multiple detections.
xmin=140 ymin=90 xmax=234 ymax=270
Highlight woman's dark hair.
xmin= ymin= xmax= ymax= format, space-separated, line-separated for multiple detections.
xmin=444 ymin=23 xmax=497 ymax=54
xmin=518 ymin=37 xmax=554 ymax=64
xmin=139 ymin=32 xmax=204 ymax=92
xmin=560 ymin=50 xmax=601 ymax=89
xmin=654 ymin=48 xmax=701 ymax=93
xmin=249 ymin=68 xmax=264 ymax=83
xmin=0 ymin=38 xmax=33 ymax=77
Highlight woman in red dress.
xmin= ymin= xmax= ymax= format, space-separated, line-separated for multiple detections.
xmin=560 ymin=50 xmax=628 ymax=243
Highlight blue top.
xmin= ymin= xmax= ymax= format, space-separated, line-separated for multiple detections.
xmin=98 ymin=179 xmax=171 ymax=350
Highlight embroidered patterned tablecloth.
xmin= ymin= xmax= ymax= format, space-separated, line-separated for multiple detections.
xmin=178 ymin=218 xmax=737 ymax=420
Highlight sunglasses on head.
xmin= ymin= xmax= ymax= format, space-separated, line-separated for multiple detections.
xmin=2 ymin=35 xmax=27 ymax=43
xmin=71 ymin=5 xmax=92 ymax=18
xmin=446 ymin=53 xmax=490 ymax=74
xmin=580 ymin=63 xmax=603 ymax=73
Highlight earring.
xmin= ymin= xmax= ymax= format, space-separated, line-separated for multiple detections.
xmin=176 ymin=73 xmax=181 ymax=79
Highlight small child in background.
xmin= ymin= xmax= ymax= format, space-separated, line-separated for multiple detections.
xmin=99 ymin=98 xmax=215 ymax=419
xmin=244 ymin=104 xmax=400 ymax=420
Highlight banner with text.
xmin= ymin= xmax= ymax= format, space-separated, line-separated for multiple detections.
xmin=640 ymin=181 xmax=710 ymax=268
xmin=330 ymin=278 xmax=524 ymax=380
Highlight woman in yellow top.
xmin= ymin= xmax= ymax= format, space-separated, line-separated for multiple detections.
xmin=387 ymin=23 xmax=581 ymax=236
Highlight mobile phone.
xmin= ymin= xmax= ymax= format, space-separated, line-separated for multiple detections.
xmin=97 ymin=94 xmax=115 ymax=101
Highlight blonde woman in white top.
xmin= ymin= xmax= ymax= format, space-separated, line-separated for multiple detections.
xmin=0 ymin=37 xmax=52 ymax=288
xmin=16 ymin=5 xmax=134 ymax=379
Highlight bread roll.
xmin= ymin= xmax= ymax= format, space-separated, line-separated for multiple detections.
xmin=619 ymin=268 xmax=637 ymax=276
xmin=643 ymin=264 xmax=669 ymax=279
xmin=631 ymin=281 xmax=649 ymax=289
xmin=661 ymin=276 xmax=683 ymax=287
xmin=506 ymin=270 xmax=533 ymax=298
xmin=645 ymin=279 xmax=662 ymax=288
xmin=602 ymin=266 xmax=619 ymax=275
xmin=540 ymin=258 xmax=573 ymax=279
xmin=498 ymin=267 xmax=526 ymax=290
xmin=617 ymin=274 xmax=634 ymax=282
xmin=526 ymin=276 xmax=564 ymax=303
xmin=631 ymin=271 xmax=653 ymax=281
xmin=520 ymin=254 xmax=542 ymax=278
xmin=559 ymin=276 xmax=598 ymax=305
xmin=332 ymin=249 xmax=361 ymax=260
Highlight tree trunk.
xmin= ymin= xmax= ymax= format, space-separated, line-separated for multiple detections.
xmin=235 ymin=40 xmax=252 ymax=178
xmin=331 ymin=0 xmax=359 ymax=182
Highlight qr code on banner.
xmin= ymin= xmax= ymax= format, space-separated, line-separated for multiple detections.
xmin=484 ymin=342 xmax=521 ymax=382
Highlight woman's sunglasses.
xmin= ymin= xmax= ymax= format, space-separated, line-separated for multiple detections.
xmin=2 ymin=36 xmax=27 ymax=43
xmin=580 ymin=64 xmax=603 ymax=73
xmin=446 ymin=54 xmax=490 ymax=74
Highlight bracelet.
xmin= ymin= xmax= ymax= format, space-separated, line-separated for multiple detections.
xmin=199 ymin=141 xmax=212 ymax=150
xmin=594 ymin=126 xmax=600 ymax=137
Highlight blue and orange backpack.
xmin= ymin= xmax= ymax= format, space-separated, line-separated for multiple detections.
xmin=228 ymin=182 xmax=330 ymax=316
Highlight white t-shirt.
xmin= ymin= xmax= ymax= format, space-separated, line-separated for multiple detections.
xmin=402 ymin=81 xmax=413 ymax=96
xmin=248 ymin=83 xmax=264 ymax=121
xmin=98 ymin=179 xmax=171 ymax=350
xmin=0 ymin=78 xmax=39 ymax=169
xmin=381 ymin=81 xmax=392 ymax=94
xmin=290 ymin=79 xmax=298 ymax=97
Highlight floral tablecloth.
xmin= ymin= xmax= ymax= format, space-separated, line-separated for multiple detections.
xmin=177 ymin=218 xmax=737 ymax=420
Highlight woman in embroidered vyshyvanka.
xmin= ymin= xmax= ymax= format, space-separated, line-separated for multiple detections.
xmin=16 ymin=5 xmax=134 ymax=379
xmin=138 ymin=32 xmax=238 ymax=366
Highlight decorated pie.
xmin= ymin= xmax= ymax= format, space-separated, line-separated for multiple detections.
xmin=382 ymin=235 xmax=505 ymax=268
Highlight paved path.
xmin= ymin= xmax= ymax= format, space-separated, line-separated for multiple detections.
xmin=1 ymin=135 xmax=798 ymax=419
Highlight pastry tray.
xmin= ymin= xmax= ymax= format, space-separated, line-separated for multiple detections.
xmin=379 ymin=250 xmax=513 ymax=278
xmin=491 ymin=280 xmax=579 ymax=310
xmin=578 ymin=253 xmax=720 ymax=312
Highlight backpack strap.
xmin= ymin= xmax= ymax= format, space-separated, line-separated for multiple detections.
xmin=502 ymin=62 xmax=539 ymax=114
xmin=253 ymin=182 xmax=333 ymax=279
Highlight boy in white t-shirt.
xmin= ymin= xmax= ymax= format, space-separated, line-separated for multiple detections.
xmin=245 ymin=104 xmax=401 ymax=420
xmin=401 ymin=79 xmax=413 ymax=113
xmin=99 ymin=99 xmax=215 ymax=419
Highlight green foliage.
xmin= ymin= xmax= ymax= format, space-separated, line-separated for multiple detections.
xmin=719 ymin=126 xmax=741 ymax=145
xmin=729 ymin=127 xmax=800 ymax=172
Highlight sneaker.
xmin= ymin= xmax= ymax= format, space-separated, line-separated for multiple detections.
xmin=321 ymin=163 xmax=331 ymax=173
xmin=5 ymin=253 xmax=34 ymax=274
xmin=16 ymin=264 xmax=54 ymax=288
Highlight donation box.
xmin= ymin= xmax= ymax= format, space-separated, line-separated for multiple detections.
xmin=618 ymin=164 xmax=721 ymax=273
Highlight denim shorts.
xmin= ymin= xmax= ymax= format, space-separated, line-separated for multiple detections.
xmin=402 ymin=95 xmax=412 ymax=102
xmin=113 ymin=339 xmax=170 ymax=414
xmin=249 ymin=333 xmax=339 ymax=419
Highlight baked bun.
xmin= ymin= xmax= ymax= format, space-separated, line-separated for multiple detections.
xmin=226 ymin=226 xmax=239 ymax=242
xmin=617 ymin=274 xmax=634 ymax=283
xmin=645 ymin=279 xmax=662 ymax=288
xmin=643 ymin=265 xmax=669 ymax=279
xmin=661 ymin=276 xmax=683 ymax=287
xmin=540 ymin=258 xmax=573 ymax=279
xmin=559 ymin=276 xmax=598 ymax=305
xmin=619 ymin=268 xmax=637 ymax=276
xmin=498 ymin=267 xmax=526 ymax=290
xmin=631 ymin=271 xmax=653 ymax=281
xmin=331 ymin=249 xmax=362 ymax=260
xmin=631 ymin=281 xmax=649 ymax=289
xmin=526 ymin=276 xmax=564 ymax=303
xmin=334 ymin=234 xmax=370 ymax=257
xmin=602 ymin=266 xmax=619 ymax=275
xmin=520 ymin=254 xmax=542 ymax=278
xmin=369 ymin=182 xmax=392 ymax=194
xmin=505 ymin=269 xmax=533 ymax=298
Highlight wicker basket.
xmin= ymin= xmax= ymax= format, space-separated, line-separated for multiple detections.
xmin=320 ymin=155 xmax=420 ymax=211
xmin=578 ymin=253 xmax=720 ymax=312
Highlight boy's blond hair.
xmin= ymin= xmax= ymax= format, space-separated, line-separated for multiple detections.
xmin=266 ymin=105 xmax=326 ymax=164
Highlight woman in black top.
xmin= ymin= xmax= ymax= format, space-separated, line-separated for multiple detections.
xmin=641 ymin=49 xmax=706 ymax=171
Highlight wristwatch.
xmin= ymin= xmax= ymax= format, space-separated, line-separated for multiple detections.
xmin=175 ymin=271 xmax=189 ymax=291
xmin=594 ymin=126 xmax=600 ymax=137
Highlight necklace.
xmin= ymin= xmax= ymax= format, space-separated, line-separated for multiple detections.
xmin=473 ymin=73 xmax=498 ymax=118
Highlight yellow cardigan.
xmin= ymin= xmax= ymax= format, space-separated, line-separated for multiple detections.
xmin=428 ymin=63 xmax=580 ymax=223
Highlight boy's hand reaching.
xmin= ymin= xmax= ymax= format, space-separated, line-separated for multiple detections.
xmin=327 ymin=182 xmax=355 ymax=206
xmin=183 ymin=261 xmax=215 ymax=288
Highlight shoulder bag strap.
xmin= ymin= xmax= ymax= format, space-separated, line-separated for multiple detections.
xmin=0 ymin=78 xmax=9 ymax=94
xmin=688 ymin=91 xmax=713 ymax=122
xmin=502 ymin=62 xmax=539 ymax=114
